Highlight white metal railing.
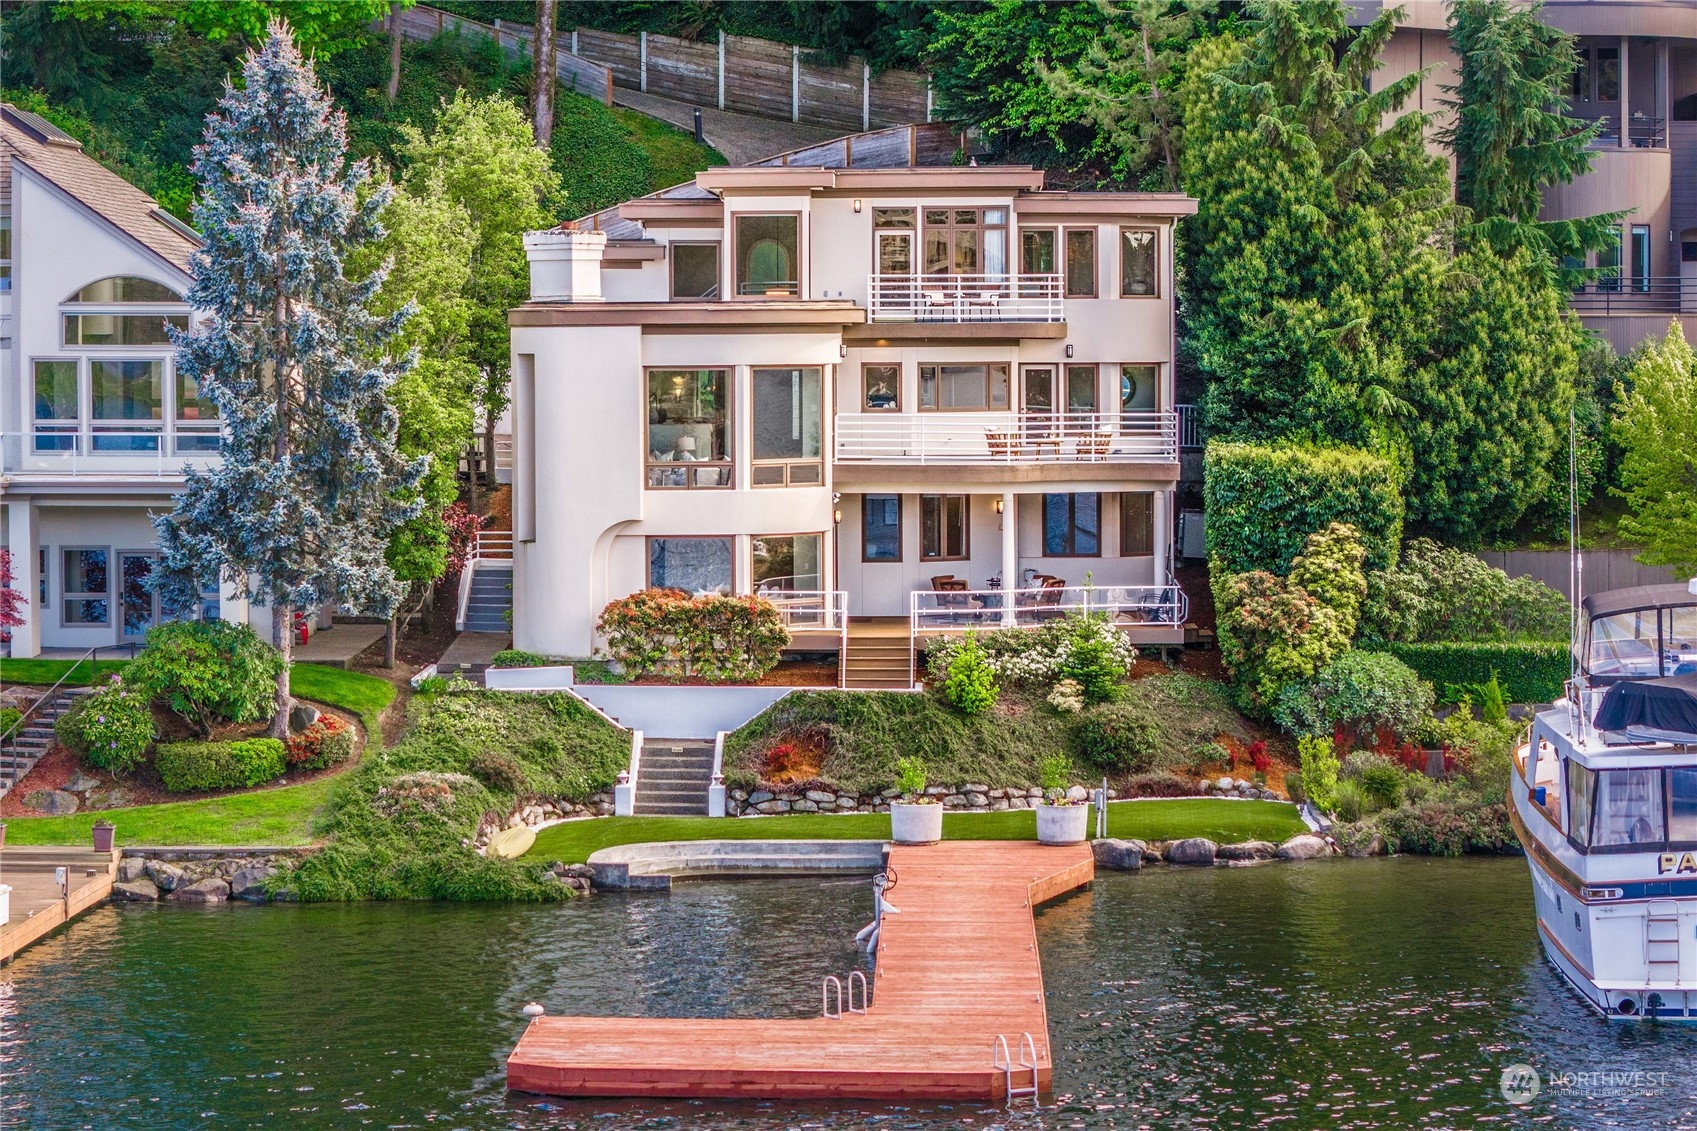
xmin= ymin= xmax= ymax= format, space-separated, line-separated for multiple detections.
xmin=835 ymin=411 xmax=1177 ymax=464
xmin=867 ymin=273 xmax=1063 ymax=323
xmin=752 ymin=586 xmax=848 ymax=631
xmin=910 ymin=584 xmax=1188 ymax=633
xmin=993 ymin=1033 xmax=1041 ymax=1108
xmin=4 ymin=430 xmax=221 ymax=476
xmin=454 ymin=529 xmax=515 ymax=631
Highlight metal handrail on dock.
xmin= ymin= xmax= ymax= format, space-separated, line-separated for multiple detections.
xmin=992 ymin=1032 xmax=1041 ymax=1108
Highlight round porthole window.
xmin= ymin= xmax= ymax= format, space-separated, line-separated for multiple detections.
xmin=1617 ymin=997 xmax=1639 ymax=1016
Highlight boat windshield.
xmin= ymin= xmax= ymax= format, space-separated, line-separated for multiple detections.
xmin=1587 ymin=604 xmax=1697 ymax=681
xmin=1592 ymin=768 xmax=1665 ymax=847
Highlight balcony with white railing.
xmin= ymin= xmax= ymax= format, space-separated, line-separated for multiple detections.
xmin=866 ymin=274 xmax=1063 ymax=324
xmin=751 ymin=584 xmax=850 ymax=634
xmin=834 ymin=411 xmax=1178 ymax=466
xmin=910 ymin=583 xmax=1188 ymax=639
xmin=3 ymin=430 xmax=222 ymax=478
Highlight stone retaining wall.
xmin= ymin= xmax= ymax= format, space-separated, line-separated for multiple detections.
xmin=469 ymin=791 xmax=615 ymax=853
xmin=729 ymin=777 xmax=1281 ymax=816
xmin=111 ymin=846 xmax=317 ymax=904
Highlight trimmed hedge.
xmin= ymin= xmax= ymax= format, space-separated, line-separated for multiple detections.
xmin=1365 ymin=641 xmax=1569 ymax=705
xmin=1204 ymin=442 xmax=1404 ymax=574
xmin=156 ymin=738 xmax=287 ymax=794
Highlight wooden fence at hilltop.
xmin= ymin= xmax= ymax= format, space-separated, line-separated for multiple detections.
xmin=402 ymin=6 xmax=932 ymax=132
xmin=1479 ymin=549 xmax=1681 ymax=605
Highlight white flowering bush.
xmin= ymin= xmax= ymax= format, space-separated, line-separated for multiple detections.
xmin=926 ymin=615 xmax=1137 ymax=690
xmin=1047 ymin=679 xmax=1086 ymax=713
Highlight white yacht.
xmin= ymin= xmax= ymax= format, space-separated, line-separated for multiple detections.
xmin=1514 ymin=582 xmax=1697 ymax=1020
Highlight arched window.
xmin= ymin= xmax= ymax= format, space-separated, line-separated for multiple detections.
xmin=65 ymin=276 xmax=185 ymax=304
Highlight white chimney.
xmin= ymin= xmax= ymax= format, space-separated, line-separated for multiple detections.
xmin=522 ymin=229 xmax=607 ymax=302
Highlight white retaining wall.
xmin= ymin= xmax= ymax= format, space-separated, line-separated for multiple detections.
xmin=569 ymin=685 xmax=800 ymax=738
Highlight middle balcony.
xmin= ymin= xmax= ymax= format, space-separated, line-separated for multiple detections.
xmin=834 ymin=410 xmax=1178 ymax=470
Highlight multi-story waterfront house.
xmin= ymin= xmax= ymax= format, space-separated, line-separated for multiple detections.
xmin=505 ymin=126 xmax=1197 ymax=683
xmin=1352 ymin=0 xmax=1697 ymax=353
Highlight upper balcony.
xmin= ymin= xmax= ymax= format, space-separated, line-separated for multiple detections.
xmin=2 ymin=429 xmax=220 ymax=480
xmin=834 ymin=411 xmax=1178 ymax=483
xmin=866 ymin=273 xmax=1063 ymax=325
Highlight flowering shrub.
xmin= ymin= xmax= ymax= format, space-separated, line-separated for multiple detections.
xmin=284 ymin=714 xmax=356 ymax=771
xmin=443 ymin=502 xmax=487 ymax=577
xmin=56 ymin=676 xmax=154 ymax=776
xmin=1047 ymin=679 xmax=1086 ymax=714
xmin=1247 ymin=740 xmax=1270 ymax=773
xmin=371 ymin=771 xmax=480 ymax=819
xmin=597 ymin=588 xmax=788 ymax=682
xmin=926 ymin=615 xmax=1136 ymax=689
xmin=156 ymin=738 xmax=286 ymax=792
xmin=944 ymin=631 xmax=998 ymax=715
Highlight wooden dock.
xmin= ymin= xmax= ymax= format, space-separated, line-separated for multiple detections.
xmin=1 ymin=846 xmax=117 ymax=964
xmin=506 ymin=839 xmax=1094 ymax=1101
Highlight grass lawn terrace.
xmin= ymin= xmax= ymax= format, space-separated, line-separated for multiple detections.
xmin=525 ymin=799 xmax=1307 ymax=864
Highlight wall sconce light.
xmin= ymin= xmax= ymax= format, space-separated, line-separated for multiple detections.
xmin=833 ymin=507 xmax=843 ymax=524
xmin=840 ymin=343 xmax=848 ymax=358
xmin=994 ymin=498 xmax=1004 ymax=515
xmin=1065 ymin=343 xmax=1074 ymax=358
xmin=853 ymin=199 xmax=863 ymax=213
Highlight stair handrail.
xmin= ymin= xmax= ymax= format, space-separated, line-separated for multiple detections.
xmin=992 ymin=1032 xmax=1041 ymax=1107
xmin=708 ymin=730 xmax=728 ymax=817
xmin=847 ymin=969 xmax=869 ymax=1014
xmin=1 ymin=645 xmax=100 ymax=750
xmin=822 ymin=974 xmax=844 ymax=1019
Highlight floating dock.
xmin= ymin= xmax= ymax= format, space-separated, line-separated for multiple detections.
xmin=506 ymin=839 xmax=1094 ymax=1101
xmin=1 ymin=846 xmax=117 ymax=964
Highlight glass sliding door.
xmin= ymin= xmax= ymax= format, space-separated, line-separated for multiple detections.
xmin=120 ymin=552 xmax=160 ymax=639
xmin=752 ymin=534 xmax=822 ymax=592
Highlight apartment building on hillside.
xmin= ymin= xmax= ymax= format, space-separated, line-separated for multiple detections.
xmin=1352 ymin=1 xmax=1697 ymax=352
xmin=505 ymin=126 xmax=1196 ymax=680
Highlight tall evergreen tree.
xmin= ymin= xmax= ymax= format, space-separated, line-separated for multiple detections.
xmin=1440 ymin=0 xmax=1616 ymax=265
xmin=153 ymin=21 xmax=424 ymax=735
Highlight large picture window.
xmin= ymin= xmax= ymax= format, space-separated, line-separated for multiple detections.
xmin=648 ymin=537 xmax=733 ymax=595
xmin=63 ymin=547 xmax=110 ymax=626
xmin=90 ymin=359 xmax=164 ymax=451
xmin=1120 ymin=227 xmax=1158 ymax=297
xmin=671 ymin=243 xmax=721 ymax=299
xmin=1021 ymin=229 xmax=1057 ymax=275
xmin=734 ymin=214 xmax=799 ymax=296
xmin=753 ymin=534 xmax=822 ymax=592
xmin=1044 ymin=493 xmax=1099 ymax=557
xmin=647 ymin=368 xmax=731 ymax=488
xmin=751 ymin=366 xmax=823 ymax=486
xmin=1120 ymin=492 xmax=1154 ymax=556
xmin=176 ymin=370 xmax=221 ymax=452
xmin=918 ymin=363 xmax=1010 ymax=411
xmin=863 ymin=364 xmax=900 ymax=411
xmin=923 ymin=208 xmax=1008 ymax=276
xmin=920 ymin=495 xmax=969 ymax=560
xmin=33 ymin=359 xmax=78 ymax=451
xmin=863 ymin=495 xmax=902 ymax=561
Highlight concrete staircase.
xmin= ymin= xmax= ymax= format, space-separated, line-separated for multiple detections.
xmin=842 ymin=618 xmax=914 ymax=689
xmin=463 ymin=566 xmax=513 ymax=633
xmin=635 ymin=740 xmax=715 ymax=816
xmin=1 ymin=686 xmax=93 ymax=795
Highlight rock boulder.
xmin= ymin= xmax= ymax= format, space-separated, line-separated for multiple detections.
xmin=23 ymin=789 xmax=78 ymax=815
xmin=1345 ymin=833 xmax=1388 ymax=858
xmin=1091 ymin=838 xmax=1146 ymax=871
xmin=145 ymin=860 xmax=189 ymax=892
xmin=110 ymin=879 xmax=160 ymax=902
xmin=229 ymin=866 xmax=276 ymax=901
xmin=169 ymin=878 xmax=231 ymax=903
xmin=288 ymin=703 xmax=322 ymax=733
xmin=1165 ymin=837 xmax=1219 ymax=867
xmin=1217 ymin=840 xmax=1278 ymax=862
xmin=1276 ymin=834 xmax=1333 ymax=861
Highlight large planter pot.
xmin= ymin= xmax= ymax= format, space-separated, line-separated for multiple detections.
xmin=92 ymin=823 xmax=116 ymax=854
xmin=1036 ymin=803 xmax=1088 ymax=846
xmin=890 ymin=801 xmax=943 ymax=846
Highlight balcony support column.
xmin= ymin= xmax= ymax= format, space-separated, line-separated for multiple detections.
xmin=1619 ymin=36 xmax=1630 ymax=151
xmin=6 ymin=501 xmax=38 ymax=658
xmin=1000 ymin=491 xmax=1017 ymax=627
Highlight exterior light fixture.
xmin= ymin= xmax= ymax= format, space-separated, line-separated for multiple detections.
xmin=840 ymin=344 xmax=848 ymax=358
xmin=834 ymin=507 xmax=843 ymax=524
xmin=994 ymin=498 xmax=1004 ymax=515
xmin=853 ymin=199 xmax=863 ymax=213
xmin=1065 ymin=343 xmax=1074 ymax=358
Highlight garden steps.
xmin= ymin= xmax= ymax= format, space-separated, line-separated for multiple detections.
xmin=841 ymin=619 xmax=914 ymax=690
xmin=0 ymin=686 xmax=94 ymax=796
xmin=464 ymin=567 xmax=513 ymax=633
xmin=634 ymin=740 xmax=715 ymax=816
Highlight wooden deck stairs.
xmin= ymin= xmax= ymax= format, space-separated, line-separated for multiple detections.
xmin=841 ymin=618 xmax=914 ymax=690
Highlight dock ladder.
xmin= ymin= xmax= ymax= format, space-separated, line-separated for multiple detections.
xmin=822 ymin=971 xmax=869 ymax=1018
xmin=1646 ymin=901 xmax=1682 ymax=985
xmin=992 ymin=1032 xmax=1040 ymax=1107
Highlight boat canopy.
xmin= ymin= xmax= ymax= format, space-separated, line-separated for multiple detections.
xmin=1593 ymin=672 xmax=1697 ymax=741
xmin=1582 ymin=582 xmax=1697 ymax=683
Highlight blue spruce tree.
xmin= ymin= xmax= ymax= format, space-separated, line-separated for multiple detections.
xmin=154 ymin=21 xmax=424 ymax=736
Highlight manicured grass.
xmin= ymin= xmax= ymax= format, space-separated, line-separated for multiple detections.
xmin=0 ymin=657 xmax=129 ymax=688
xmin=524 ymin=799 xmax=1307 ymax=863
xmin=3 ymin=779 xmax=333 ymax=847
xmin=289 ymin=663 xmax=396 ymax=737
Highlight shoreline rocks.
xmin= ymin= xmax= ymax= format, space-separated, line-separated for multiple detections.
xmin=1092 ymin=833 xmax=1346 ymax=871
xmin=118 ymin=847 xmax=315 ymax=904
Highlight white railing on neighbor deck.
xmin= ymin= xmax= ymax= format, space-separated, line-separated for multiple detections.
xmin=835 ymin=411 xmax=1177 ymax=464
xmin=3 ymin=431 xmax=222 ymax=476
xmin=910 ymin=584 xmax=1188 ymax=633
xmin=454 ymin=529 xmax=516 ymax=632
xmin=867 ymin=274 xmax=1064 ymax=323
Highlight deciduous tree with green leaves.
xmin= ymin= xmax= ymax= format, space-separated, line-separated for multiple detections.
xmin=396 ymin=93 xmax=560 ymax=506
xmin=1612 ymin=323 xmax=1697 ymax=576
xmin=62 ymin=0 xmax=407 ymax=57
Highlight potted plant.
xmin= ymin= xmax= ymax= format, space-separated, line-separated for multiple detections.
xmin=889 ymin=756 xmax=943 ymax=845
xmin=91 ymin=819 xmax=116 ymax=854
xmin=1035 ymin=753 xmax=1088 ymax=845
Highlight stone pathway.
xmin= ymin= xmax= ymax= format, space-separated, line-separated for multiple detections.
xmin=292 ymin=623 xmax=386 ymax=668
xmin=436 ymin=631 xmax=510 ymax=674
xmin=611 ymin=88 xmax=841 ymax=166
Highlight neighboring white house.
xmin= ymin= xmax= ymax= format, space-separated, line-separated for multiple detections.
xmin=506 ymin=125 xmax=1198 ymax=664
xmin=0 ymin=103 xmax=258 ymax=656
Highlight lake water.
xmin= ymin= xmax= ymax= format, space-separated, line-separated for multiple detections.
xmin=4 ymin=856 xmax=1696 ymax=1130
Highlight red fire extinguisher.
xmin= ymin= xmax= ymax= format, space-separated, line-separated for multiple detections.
xmin=293 ymin=610 xmax=310 ymax=645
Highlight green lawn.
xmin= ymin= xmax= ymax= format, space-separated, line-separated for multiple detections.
xmin=0 ymin=657 xmax=130 ymax=688
xmin=3 ymin=778 xmax=333 ymax=847
xmin=289 ymin=663 xmax=396 ymax=737
xmin=525 ymin=799 xmax=1307 ymax=863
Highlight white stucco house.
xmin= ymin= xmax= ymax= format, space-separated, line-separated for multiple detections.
xmin=0 ymin=104 xmax=260 ymax=656
xmin=506 ymin=125 xmax=1198 ymax=683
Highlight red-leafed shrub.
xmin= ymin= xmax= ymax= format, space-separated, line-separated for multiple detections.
xmin=1247 ymin=740 xmax=1270 ymax=774
xmin=285 ymin=713 xmax=355 ymax=771
xmin=597 ymin=588 xmax=788 ymax=682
